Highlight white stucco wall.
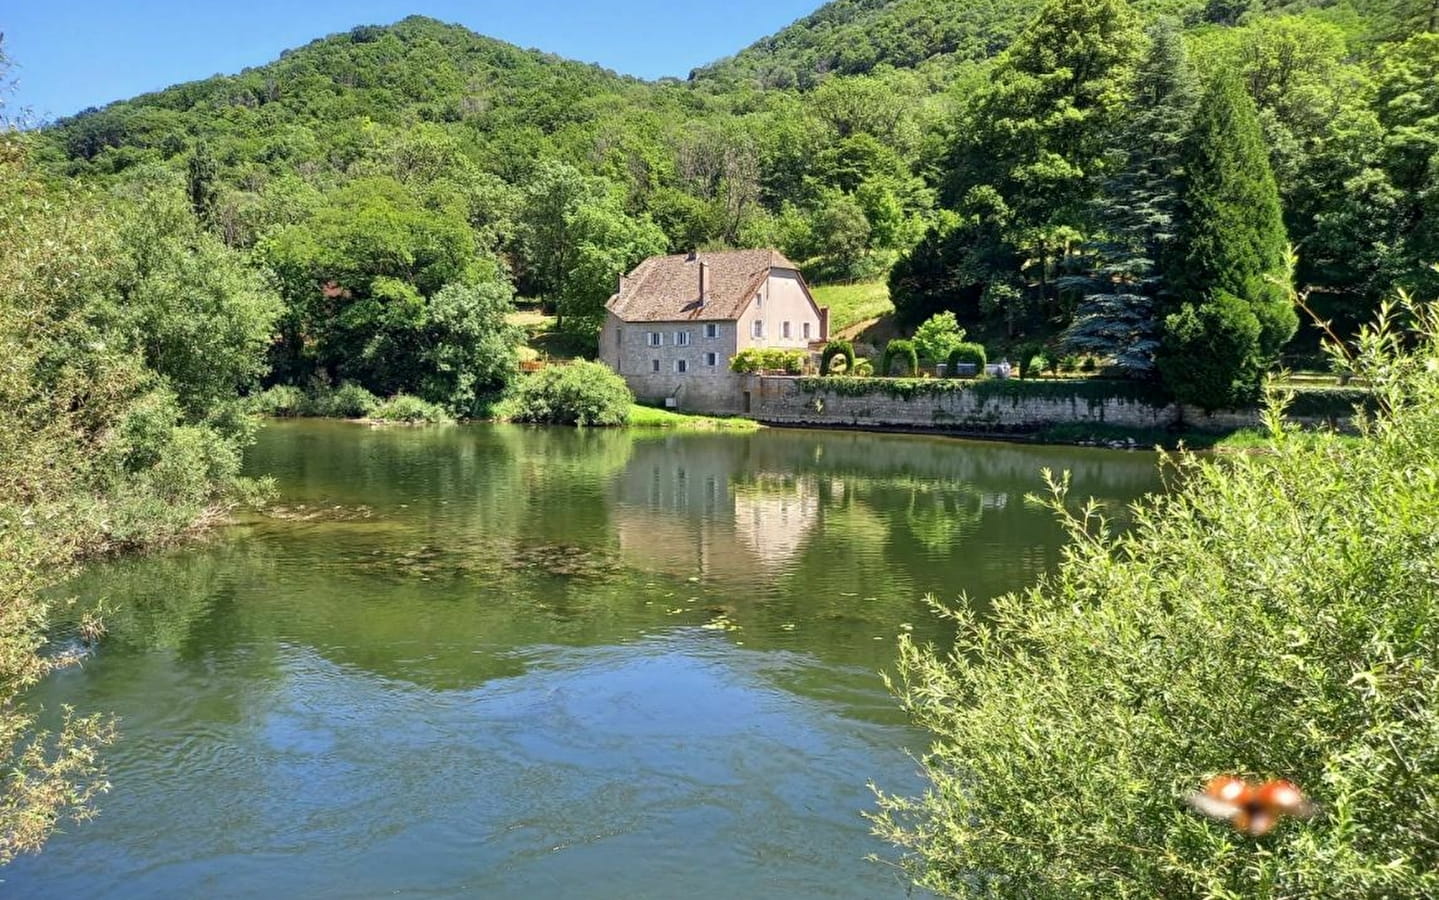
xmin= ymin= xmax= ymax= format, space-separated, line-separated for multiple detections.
xmin=736 ymin=271 xmax=825 ymax=352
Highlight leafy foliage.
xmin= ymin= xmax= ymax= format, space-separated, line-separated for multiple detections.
xmin=504 ymin=360 xmax=634 ymax=426
xmin=912 ymin=311 xmax=968 ymax=362
xmin=874 ymin=296 xmax=1439 ymax=898
xmin=369 ymin=394 xmax=452 ymax=424
xmin=0 ymin=134 xmax=277 ymax=865
xmin=731 ymin=348 xmax=807 ymax=374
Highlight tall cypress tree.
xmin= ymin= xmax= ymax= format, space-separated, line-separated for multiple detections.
xmin=1162 ymin=70 xmax=1296 ymax=373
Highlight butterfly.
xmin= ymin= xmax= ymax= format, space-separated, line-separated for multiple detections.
xmin=1185 ymin=775 xmax=1319 ymax=836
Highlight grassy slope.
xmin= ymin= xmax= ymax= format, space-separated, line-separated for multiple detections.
xmin=812 ymin=281 xmax=893 ymax=333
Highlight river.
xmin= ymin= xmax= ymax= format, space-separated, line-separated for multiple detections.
xmin=5 ymin=421 xmax=1162 ymax=898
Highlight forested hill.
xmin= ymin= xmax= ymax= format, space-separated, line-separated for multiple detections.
xmin=42 ymin=16 xmax=662 ymax=181
xmin=686 ymin=0 xmax=1411 ymax=88
xmin=688 ymin=0 xmax=1045 ymax=87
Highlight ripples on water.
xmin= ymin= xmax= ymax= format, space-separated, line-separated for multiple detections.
xmin=6 ymin=422 xmax=1161 ymax=898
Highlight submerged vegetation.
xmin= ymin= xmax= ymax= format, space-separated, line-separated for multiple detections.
xmin=874 ymin=298 xmax=1439 ymax=897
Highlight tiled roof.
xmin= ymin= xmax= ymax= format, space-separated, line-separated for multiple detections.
xmin=606 ymin=249 xmax=800 ymax=322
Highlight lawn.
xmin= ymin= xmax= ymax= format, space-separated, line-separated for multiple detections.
xmin=811 ymin=281 xmax=893 ymax=333
xmin=627 ymin=404 xmax=762 ymax=431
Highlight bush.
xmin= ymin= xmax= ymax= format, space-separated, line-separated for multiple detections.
xmin=1157 ymin=291 xmax=1264 ymax=411
xmin=1081 ymin=356 xmax=1097 ymax=372
xmin=316 ymin=382 xmax=379 ymax=419
xmin=731 ymin=348 xmax=806 ymax=374
xmin=249 ymin=382 xmax=380 ymax=418
xmin=820 ymin=340 xmax=857 ymax=376
xmin=913 ymin=311 xmax=967 ymax=363
xmin=881 ymin=339 xmax=919 ymax=377
xmin=506 ymin=360 xmax=633 ymax=426
xmin=945 ymin=342 xmax=987 ymax=377
xmin=1025 ymin=354 xmax=1049 ymax=379
xmin=250 ymin=385 xmax=307 ymax=417
xmin=369 ymin=394 xmax=452 ymax=424
xmin=874 ymin=300 xmax=1439 ymax=898
xmin=852 ymin=357 xmax=875 ymax=377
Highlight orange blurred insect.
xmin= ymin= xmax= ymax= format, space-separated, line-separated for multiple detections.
xmin=1186 ymin=775 xmax=1319 ymax=836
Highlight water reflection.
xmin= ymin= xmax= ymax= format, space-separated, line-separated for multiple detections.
xmin=8 ymin=422 xmax=1163 ymax=899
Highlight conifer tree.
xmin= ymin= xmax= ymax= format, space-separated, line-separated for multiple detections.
xmin=1065 ymin=20 xmax=1197 ymax=375
xmin=1158 ymin=70 xmax=1296 ymax=406
xmin=1165 ymin=71 xmax=1294 ymax=352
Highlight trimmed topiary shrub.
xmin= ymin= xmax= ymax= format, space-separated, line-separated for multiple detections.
xmin=820 ymin=340 xmax=856 ymax=376
xmin=506 ymin=360 xmax=633 ymax=426
xmin=946 ymin=342 xmax=987 ymax=377
xmin=881 ymin=339 xmax=919 ymax=377
xmin=370 ymin=394 xmax=452 ymax=424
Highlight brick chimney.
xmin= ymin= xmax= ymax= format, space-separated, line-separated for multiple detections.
xmin=699 ymin=261 xmax=711 ymax=307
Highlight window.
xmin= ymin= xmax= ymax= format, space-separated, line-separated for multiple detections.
xmin=647 ymin=332 xmax=662 ymax=347
xmin=704 ymin=323 xmax=718 ymax=339
xmin=782 ymin=321 xmax=792 ymax=339
xmin=675 ymin=331 xmax=691 ymax=346
xmin=674 ymin=359 xmax=689 ymax=374
xmin=704 ymin=352 xmax=717 ymax=367
xmin=651 ymin=359 xmax=660 ymax=373
xmin=616 ymin=327 xmax=623 ymax=348
xmin=752 ymin=320 xmax=764 ymax=339
xmin=803 ymin=322 xmax=811 ymax=340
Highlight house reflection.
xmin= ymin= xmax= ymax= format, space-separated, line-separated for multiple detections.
xmin=611 ymin=438 xmax=822 ymax=580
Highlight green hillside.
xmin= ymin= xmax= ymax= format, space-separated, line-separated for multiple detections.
xmin=21 ymin=0 xmax=1439 ymax=391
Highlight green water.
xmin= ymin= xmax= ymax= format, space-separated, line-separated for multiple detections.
xmin=6 ymin=421 xmax=1162 ymax=898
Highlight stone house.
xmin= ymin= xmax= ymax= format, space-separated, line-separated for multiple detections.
xmin=598 ymin=249 xmax=829 ymax=412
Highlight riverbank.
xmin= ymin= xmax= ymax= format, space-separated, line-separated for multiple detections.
xmin=626 ymin=404 xmax=763 ymax=431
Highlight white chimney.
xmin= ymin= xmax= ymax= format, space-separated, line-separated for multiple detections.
xmin=699 ymin=261 xmax=710 ymax=307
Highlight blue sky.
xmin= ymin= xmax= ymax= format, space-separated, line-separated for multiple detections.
xmin=3 ymin=1 xmax=821 ymax=121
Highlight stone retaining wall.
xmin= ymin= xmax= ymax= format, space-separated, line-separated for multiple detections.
xmin=719 ymin=376 xmax=1357 ymax=434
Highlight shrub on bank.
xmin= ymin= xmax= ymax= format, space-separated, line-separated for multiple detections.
xmin=369 ymin=394 xmax=452 ymax=424
xmin=311 ymin=382 xmax=379 ymax=419
xmin=505 ymin=360 xmax=633 ymax=426
xmin=731 ymin=348 xmax=806 ymax=375
xmin=249 ymin=382 xmax=379 ymax=419
xmin=250 ymin=385 xmax=307 ymax=417
xmin=873 ymin=299 xmax=1439 ymax=898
